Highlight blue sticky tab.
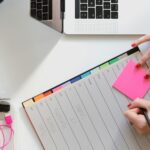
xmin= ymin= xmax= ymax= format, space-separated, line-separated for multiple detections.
xmin=81 ymin=71 xmax=91 ymax=79
xmin=70 ymin=76 xmax=81 ymax=83
xmin=91 ymin=67 xmax=100 ymax=74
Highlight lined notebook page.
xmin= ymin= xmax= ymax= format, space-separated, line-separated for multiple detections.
xmin=25 ymin=52 xmax=150 ymax=150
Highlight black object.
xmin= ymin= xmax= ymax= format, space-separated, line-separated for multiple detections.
xmin=88 ymin=0 xmax=95 ymax=7
xmin=75 ymin=0 xmax=80 ymax=18
xmin=111 ymin=11 xmax=118 ymax=19
xmin=81 ymin=12 xmax=87 ymax=18
xmin=104 ymin=10 xmax=110 ymax=18
xmin=30 ymin=0 xmax=52 ymax=21
xmin=75 ymin=0 xmax=118 ymax=19
xmin=88 ymin=8 xmax=95 ymax=18
xmin=111 ymin=4 xmax=118 ymax=11
xmin=96 ymin=6 xmax=103 ymax=18
xmin=0 ymin=101 xmax=10 ymax=113
xmin=0 ymin=0 xmax=4 ymax=3
xmin=61 ymin=0 xmax=65 ymax=19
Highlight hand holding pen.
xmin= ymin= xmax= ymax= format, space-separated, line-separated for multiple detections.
xmin=124 ymin=99 xmax=150 ymax=134
xmin=124 ymin=35 xmax=150 ymax=134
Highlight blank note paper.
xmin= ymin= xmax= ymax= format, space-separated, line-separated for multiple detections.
xmin=113 ymin=60 xmax=150 ymax=100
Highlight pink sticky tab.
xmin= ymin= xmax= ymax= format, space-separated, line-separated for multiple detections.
xmin=113 ymin=60 xmax=150 ymax=100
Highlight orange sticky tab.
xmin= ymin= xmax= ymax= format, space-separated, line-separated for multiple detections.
xmin=43 ymin=90 xmax=52 ymax=97
xmin=34 ymin=94 xmax=44 ymax=102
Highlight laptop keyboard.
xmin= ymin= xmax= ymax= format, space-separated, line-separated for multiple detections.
xmin=75 ymin=0 xmax=118 ymax=19
xmin=30 ymin=0 xmax=52 ymax=21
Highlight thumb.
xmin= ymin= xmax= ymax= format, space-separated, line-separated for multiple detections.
xmin=129 ymin=99 xmax=150 ymax=110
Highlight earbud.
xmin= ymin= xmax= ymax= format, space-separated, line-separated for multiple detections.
xmin=0 ymin=0 xmax=4 ymax=3
xmin=0 ymin=101 xmax=10 ymax=113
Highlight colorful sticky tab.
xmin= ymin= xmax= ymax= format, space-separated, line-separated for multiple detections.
xmin=34 ymin=94 xmax=44 ymax=102
xmin=109 ymin=57 xmax=119 ymax=65
xmin=43 ymin=90 xmax=52 ymax=97
xmin=91 ymin=67 xmax=100 ymax=74
xmin=71 ymin=76 xmax=81 ymax=83
xmin=81 ymin=71 xmax=91 ymax=79
xmin=100 ymin=63 xmax=109 ymax=69
xmin=113 ymin=60 xmax=150 ymax=100
xmin=52 ymin=85 xmax=63 ymax=93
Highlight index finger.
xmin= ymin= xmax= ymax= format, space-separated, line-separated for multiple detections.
xmin=128 ymin=99 xmax=150 ymax=110
xmin=132 ymin=35 xmax=150 ymax=47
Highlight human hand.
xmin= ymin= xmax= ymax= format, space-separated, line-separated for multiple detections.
xmin=124 ymin=99 xmax=150 ymax=134
xmin=132 ymin=35 xmax=150 ymax=75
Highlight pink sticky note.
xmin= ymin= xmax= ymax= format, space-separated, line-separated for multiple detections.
xmin=113 ymin=60 xmax=150 ymax=100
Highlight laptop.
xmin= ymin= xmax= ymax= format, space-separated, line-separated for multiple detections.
xmin=30 ymin=0 xmax=150 ymax=34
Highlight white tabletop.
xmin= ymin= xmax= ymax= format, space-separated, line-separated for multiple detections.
xmin=0 ymin=0 xmax=149 ymax=149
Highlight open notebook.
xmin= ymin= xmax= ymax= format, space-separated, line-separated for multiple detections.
xmin=23 ymin=47 xmax=150 ymax=150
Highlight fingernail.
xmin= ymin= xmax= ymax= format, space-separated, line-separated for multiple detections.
xmin=131 ymin=43 xmax=137 ymax=47
xmin=144 ymin=74 xmax=150 ymax=79
xmin=128 ymin=103 xmax=131 ymax=107
xmin=136 ymin=63 xmax=141 ymax=68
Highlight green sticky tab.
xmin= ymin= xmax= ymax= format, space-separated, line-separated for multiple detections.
xmin=100 ymin=63 xmax=109 ymax=69
xmin=109 ymin=57 xmax=119 ymax=65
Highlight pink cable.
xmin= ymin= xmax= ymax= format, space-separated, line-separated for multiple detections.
xmin=0 ymin=124 xmax=14 ymax=150
xmin=0 ymin=125 xmax=5 ymax=150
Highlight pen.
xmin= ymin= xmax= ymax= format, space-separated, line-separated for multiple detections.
xmin=140 ymin=108 xmax=150 ymax=127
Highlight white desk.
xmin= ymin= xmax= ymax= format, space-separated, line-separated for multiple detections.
xmin=0 ymin=0 xmax=149 ymax=149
